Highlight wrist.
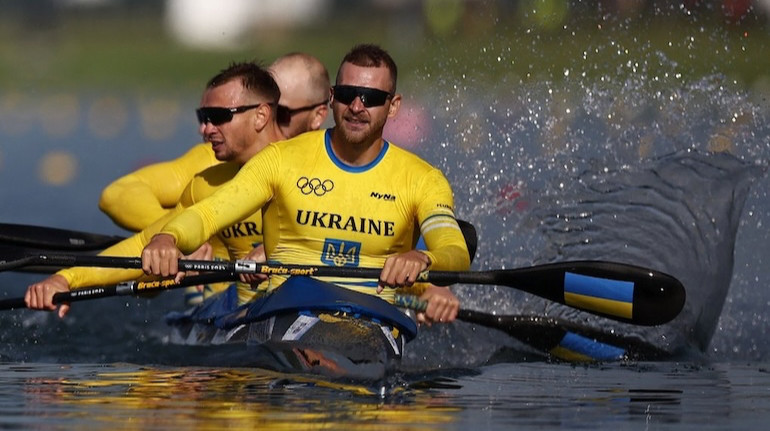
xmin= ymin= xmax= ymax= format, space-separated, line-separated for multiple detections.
xmin=151 ymin=233 xmax=176 ymax=245
xmin=417 ymin=250 xmax=432 ymax=268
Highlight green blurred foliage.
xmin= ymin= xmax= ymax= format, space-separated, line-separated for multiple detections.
xmin=0 ymin=0 xmax=767 ymax=94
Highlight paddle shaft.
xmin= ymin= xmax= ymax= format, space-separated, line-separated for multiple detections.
xmin=0 ymin=254 xmax=685 ymax=325
xmin=0 ymin=272 xmax=238 ymax=310
xmin=0 ymin=223 xmax=125 ymax=251
xmin=0 ymin=220 xmax=476 ymax=257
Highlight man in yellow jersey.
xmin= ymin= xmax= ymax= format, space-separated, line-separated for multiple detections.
xmin=141 ymin=44 xmax=470 ymax=325
xmin=25 ymin=62 xmax=285 ymax=317
xmin=97 ymin=52 xmax=330 ymax=305
xmin=98 ymin=52 xmax=330 ymax=231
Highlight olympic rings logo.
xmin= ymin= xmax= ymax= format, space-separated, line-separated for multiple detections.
xmin=296 ymin=176 xmax=335 ymax=196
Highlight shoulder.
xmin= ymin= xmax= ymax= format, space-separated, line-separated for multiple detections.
xmin=187 ymin=142 xmax=214 ymax=155
xmin=250 ymin=129 xmax=327 ymax=165
xmin=181 ymin=143 xmax=217 ymax=162
xmin=189 ymin=162 xmax=240 ymax=193
xmin=179 ymin=161 xmax=239 ymax=206
xmin=384 ymin=142 xmax=439 ymax=174
xmin=382 ymin=143 xmax=453 ymax=194
xmin=163 ymin=143 xmax=219 ymax=176
xmin=276 ymin=129 xmax=327 ymax=150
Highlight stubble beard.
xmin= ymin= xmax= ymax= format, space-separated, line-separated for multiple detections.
xmin=338 ymin=113 xmax=387 ymax=149
xmin=211 ymin=142 xmax=235 ymax=162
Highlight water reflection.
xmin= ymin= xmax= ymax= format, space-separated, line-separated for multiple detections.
xmin=428 ymin=362 xmax=770 ymax=429
xmin=4 ymin=360 xmax=770 ymax=429
xmin=12 ymin=364 xmax=463 ymax=430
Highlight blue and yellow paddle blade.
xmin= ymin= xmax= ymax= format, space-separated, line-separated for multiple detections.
xmin=563 ymin=272 xmax=634 ymax=321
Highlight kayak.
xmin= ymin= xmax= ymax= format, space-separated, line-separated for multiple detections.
xmin=164 ymin=276 xmax=671 ymax=383
xmin=164 ymin=276 xmax=417 ymax=382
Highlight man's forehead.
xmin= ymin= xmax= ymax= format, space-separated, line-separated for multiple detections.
xmin=201 ymin=80 xmax=245 ymax=105
xmin=337 ymin=63 xmax=391 ymax=88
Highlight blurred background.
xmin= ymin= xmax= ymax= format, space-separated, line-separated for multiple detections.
xmin=1 ymin=0 xmax=768 ymax=227
xmin=2 ymin=0 xmax=770 ymax=361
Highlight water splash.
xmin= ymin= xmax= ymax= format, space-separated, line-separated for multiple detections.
xmin=404 ymin=33 xmax=770 ymax=365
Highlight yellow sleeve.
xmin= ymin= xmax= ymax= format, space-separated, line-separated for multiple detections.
xmin=98 ymin=143 xmax=218 ymax=231
xmin=416 ymin=169 xmax=471 ymax=272
xmin=61 ymin=169 xmax=236 ymax=289
xmin=161 ymin=144 xmax=279 ymax=253
xmin=57 ymin=208 xmax=181 ymax=288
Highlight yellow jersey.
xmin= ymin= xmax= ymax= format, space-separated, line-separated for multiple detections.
xmin=99 ymin=143 xmax=219 ymax=231
xmin=161 ymin=129 xmax=470 ymax=303
xmin=60 ymin=160 xmax=264 ymax=304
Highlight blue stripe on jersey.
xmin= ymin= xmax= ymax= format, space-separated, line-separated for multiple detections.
xmin=324 ymin=129 xmax=389 ymax=172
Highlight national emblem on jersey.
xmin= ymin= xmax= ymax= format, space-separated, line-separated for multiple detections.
xmin=321 ymin=239 xmax=361 ymax=267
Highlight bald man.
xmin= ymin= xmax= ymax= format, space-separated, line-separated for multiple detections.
xmin=271 ymin=52 xmax=330 ymax=139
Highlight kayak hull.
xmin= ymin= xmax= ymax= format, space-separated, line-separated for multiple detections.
xmin=165 ymin=277 xmax=412 ymax=381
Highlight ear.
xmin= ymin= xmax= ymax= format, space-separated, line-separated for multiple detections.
xmin=387 ymin=93 xmax=401 ymax=119
xmin=252 ymin=103 xmax=271 ymax=131
xmin=310 ymin=104 xmax=329 ymax=130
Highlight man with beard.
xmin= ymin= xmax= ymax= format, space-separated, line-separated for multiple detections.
xmin=141 ymin=44 xmax=470 ymax=326
xmin=26 ymin=62 xmax=285 ymax=316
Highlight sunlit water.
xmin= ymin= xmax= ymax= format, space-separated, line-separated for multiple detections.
xmin=3 ymin=11 xmax=770 ymax=430
xmin=1 ymin=360 xmax=769 ymax=430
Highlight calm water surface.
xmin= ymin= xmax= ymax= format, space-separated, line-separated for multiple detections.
xmin=1 ymin=360 xmax=769 ymax=430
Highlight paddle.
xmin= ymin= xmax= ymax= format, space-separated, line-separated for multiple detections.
xmin=0 ymin=218 xmax=475 ymax=262
xmin=0 ymin=223 xmax=125 ymax=251
xmin=0 ymin=273 xmax=667 ymax=361
xmin=0 ymin=244 xmax=107 ymax=273
xmin=0 ymin=253 xmax=685 ymax=326
xmin=0 ymin=219 xmax=475 ymax=253
xmin=0 ymin=216 xmax=476 ymax=279
xmin=0 ymin=272 xmax=238 ymax=310
xmin=394 ymin=295 xmax=669 ymax=361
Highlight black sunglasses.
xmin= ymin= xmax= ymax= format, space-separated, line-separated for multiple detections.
xmin=332 ymin=85 xmax=392 ymax=108
xmin=277 ymin=100 xmax=328 ymax=125
xmin=196 ymin=104 xmax=264 ymax=126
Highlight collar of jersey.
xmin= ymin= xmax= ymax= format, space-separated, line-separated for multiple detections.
xmin=325 ymin=128 xmax=389 ymax=173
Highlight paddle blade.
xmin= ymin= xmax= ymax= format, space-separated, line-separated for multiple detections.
xmin=393 ymin=295 xmax=671 ymax=361
xmin=457 ymin=310 xmax=672 ymax=362
xmin=419 ymin=261 xmax=685 ymax=326
xmin=0 ymin=245 xmax=103 ymax=273
xmin=491 ymin=261 xmax=685 ymax=326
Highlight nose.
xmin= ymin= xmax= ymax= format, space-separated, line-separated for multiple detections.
xmin=348 ymin=95 xmax=366 ymax=112
xmin=199 ymin=121 xmax=216 ymax=137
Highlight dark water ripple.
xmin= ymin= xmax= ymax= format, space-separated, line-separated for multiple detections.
xmin=530 ymin=151 xmax=765 ymax=354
